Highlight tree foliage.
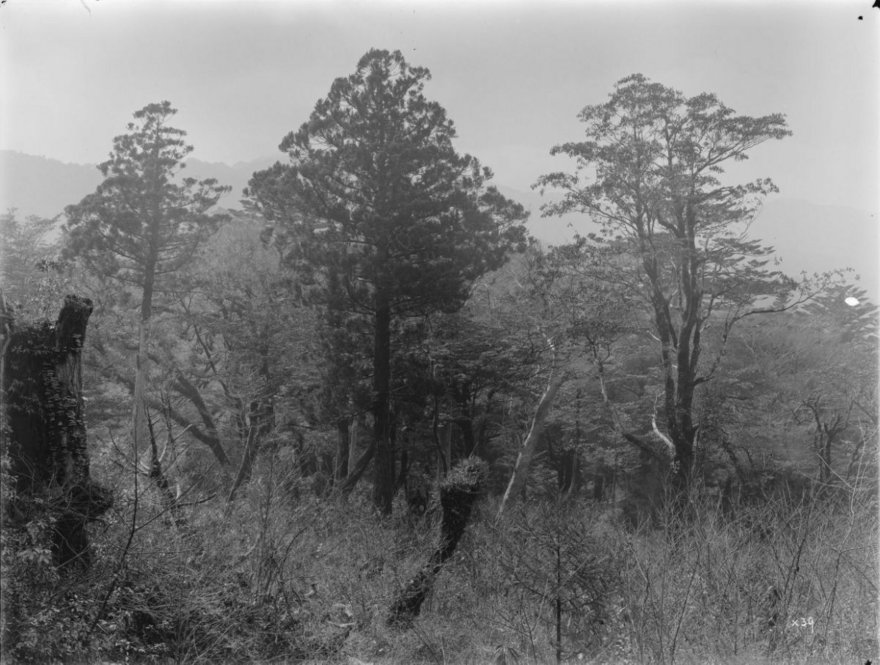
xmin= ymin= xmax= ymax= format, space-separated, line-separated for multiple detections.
xmin=2 ymin=70 xmax=877 ymax=665
xmin=725 ymin=285 xmax=878 ymax=488
xmin=248 ymin=49 xmax=528 ymax=513
xmin=0 ymin=211 xmax=67 ymax=320
xmin=63 ymin=101 xmax=230 ymax=493
xmin=537 ymin=74 xmax=800 ymax=490
xmin=64 ymin=101 xmax=229 ymax=291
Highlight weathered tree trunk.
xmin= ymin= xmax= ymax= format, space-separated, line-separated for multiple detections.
xmin=2 ymin=295 xmax=112 ymax=568
xmin=497 ymin=369 xmax=565 ymax=520
xmin=388 ymin=458 xmax=486 ymax=627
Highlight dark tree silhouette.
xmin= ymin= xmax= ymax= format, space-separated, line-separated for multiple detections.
xmin=249 ymin=50 xmax=527 ymax=514
xmin=2 ymin=295 xmax=111 ymax=568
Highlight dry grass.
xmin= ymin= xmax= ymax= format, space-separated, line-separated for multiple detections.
xmin=3 ymin=453 xmax=877 ymax=664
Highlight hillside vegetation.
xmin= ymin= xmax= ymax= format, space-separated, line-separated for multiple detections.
xmin=1 ymin=51 xmax=876 ymax=665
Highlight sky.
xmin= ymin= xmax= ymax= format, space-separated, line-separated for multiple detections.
xmin=1 ymin=0 xmax=878 ymax=213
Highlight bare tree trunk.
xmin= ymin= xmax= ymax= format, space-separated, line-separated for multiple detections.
xmin=497 ymin=369 xmax=565 ymax=520
xmin=3 ymin=295 xmax=112 ymax=567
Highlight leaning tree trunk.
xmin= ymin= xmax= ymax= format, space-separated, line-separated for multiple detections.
xmin=227 ymin=397 xmax=275 ymax=503
xmin=388 ymin=458 xmax=487 ymax=627
xmin=2 ymin=295 xmax=112 ymax=568
xmin=497 ymin=367 xmax=565 ymax=520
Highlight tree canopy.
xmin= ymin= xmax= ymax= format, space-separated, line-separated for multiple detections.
xmin=63 ymin=101 xmax=230 ymax=488
xmin=248 ymin=49 xmax=528 ymax=513
xmin=64 ymin=101 xmax=229 ymax=292
xmin=537 ymin=74 xmax=797 ymax=489
xmin=3 ymin=66 xmax=877 ymax=665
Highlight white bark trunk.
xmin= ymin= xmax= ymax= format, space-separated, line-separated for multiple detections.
xmin=497 ymin=368 xmax=565 ymax=520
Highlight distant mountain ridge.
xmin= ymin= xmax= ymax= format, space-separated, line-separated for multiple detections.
xmin=0 ymin=150 xmax=277 ymax=219
xmin=1 ymin=151 xmax=103 ymax=219
xmin=168 ymin=155 xmax=279 ymax=208
xmin=2 ymin=150 xmax=876 ymax=300
xmin=491 ymin=186 xmax=879 ymax=301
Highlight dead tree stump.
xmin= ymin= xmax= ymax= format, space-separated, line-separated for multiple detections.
xmin=2 ymin=295 xmax=112 ymax=568
xmin=387 ymin=457 xmax=487 ymax=627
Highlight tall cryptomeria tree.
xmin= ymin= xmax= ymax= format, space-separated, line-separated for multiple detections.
xmin=537 ymin=75 xmax=801 ymax=491
xmin=64 ymin=101 xmax=229 ymax=464
xmin=249 ymin=49 xmax=527 ymax=514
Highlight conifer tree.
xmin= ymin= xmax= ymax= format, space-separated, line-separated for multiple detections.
xmin=249 ymin=50 xmax=527 ymax=513
xmin=64 ymin=101 xmax=229 ymax=467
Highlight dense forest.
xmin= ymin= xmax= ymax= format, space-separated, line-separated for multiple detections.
xmin=1 ymin=49 xmax=877 ymax=664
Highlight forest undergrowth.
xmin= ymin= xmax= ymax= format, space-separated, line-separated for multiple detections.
xmin=2 ymin=449 xmax=877 ymax=665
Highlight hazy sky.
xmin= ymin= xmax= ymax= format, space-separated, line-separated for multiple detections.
xmin=1 ymin=0 xmax=878 ymax=211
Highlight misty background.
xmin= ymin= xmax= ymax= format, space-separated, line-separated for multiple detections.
xmin=1 ymin=0 xmax=877 ymax=299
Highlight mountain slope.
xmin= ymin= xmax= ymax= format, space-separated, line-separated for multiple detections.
xmin=182 ymin=156 xmax=279 ymax=208
xmin=2 ymin=150 xmax=875 ymax=300
xmin=0 ymin=150 xmax=277 ymax=219
xmin=0 ymin=151 xmax=102 ymax=219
